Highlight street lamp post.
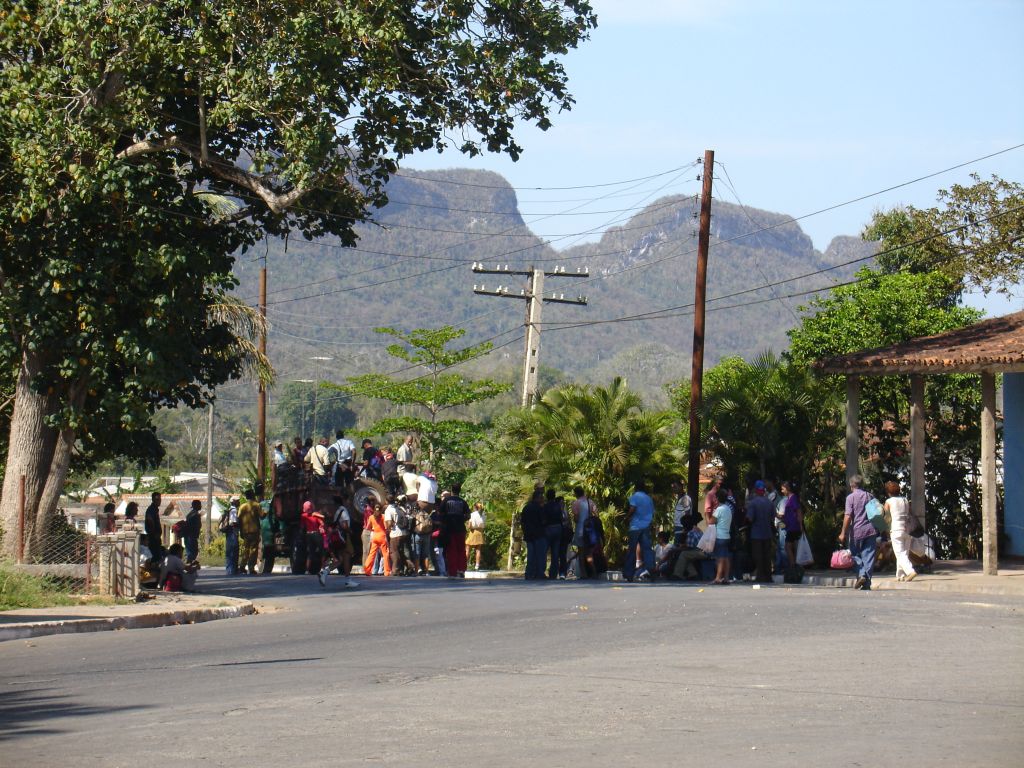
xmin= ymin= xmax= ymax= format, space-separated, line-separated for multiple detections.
xmin=309 ymin=356 xmax=333 ymax=438
xmin=292 ymin=379 xmax=314 ymax=439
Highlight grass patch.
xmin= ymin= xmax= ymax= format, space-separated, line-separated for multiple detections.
xmin=0 ymin=561 xmax=119 ymax=611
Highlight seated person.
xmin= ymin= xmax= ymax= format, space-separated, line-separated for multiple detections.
xmin=138 ymin=534 xmax=159 ymax=588
xmin=671 ymin=515 xmax=709 ymax=580
xmin=654 ymin=530 xmax=675 ymax=578
xmin=159 ymin=543 xmax=199 ymax=592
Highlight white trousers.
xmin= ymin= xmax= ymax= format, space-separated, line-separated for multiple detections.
xmin=890 ymin=527 xmax=916 ymax=579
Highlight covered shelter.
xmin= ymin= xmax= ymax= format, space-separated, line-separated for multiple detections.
xmin=815 ymin=310 xmax=1024 ymax=575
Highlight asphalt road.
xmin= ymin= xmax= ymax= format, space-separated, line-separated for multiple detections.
xmin=1 ymin=574 xmax=1022 ymax=767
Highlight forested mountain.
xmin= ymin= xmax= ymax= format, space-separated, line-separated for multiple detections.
xmin=228 ymin=168 xmax=873 ymax=414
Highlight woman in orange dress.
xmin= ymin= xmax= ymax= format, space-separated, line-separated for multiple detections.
xmin=363 ymin=502 xmax=392 ymax=576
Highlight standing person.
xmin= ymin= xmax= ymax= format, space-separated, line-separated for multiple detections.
xmin=330 ymin=430 xmax=356 ymax=487
xmin=292 ymin=436 xmax=306 ymax=467
xmin=558 ymin=497 xmax=573 ymax=579
xmin=237 ymin=490 xmax=262 ymax=575
xmin=624 ymin=481 xmax=655 ymax=582
xmin=466 ymin=502 xmax=486 ymax=571
xmin=396 ymin=434 xmax=415 ymax=470
xmin=412 ymin=496 xmax=434 ymax=576
xmin=144 ymin=492 xmax=164 ymax=564
xmin=222 ymin=499 xmax=240 ymax=576
xmin=780 ymin=481 xmax=804 ymax=569
xmin=839 ymin=474 xmax=877 ymax=590
xmin=380 ymin=447 xmax=401 ymax=496
xmin=363 ymin=502 xmax=392 ymax=576
xmin=383 ymin=496 xmax=410 ymax=575
xmin=746 ymin=481 xmax=775 ymax=583
xmin=520 ymin=488 xmax=547 ymax=580
xmin=884 ymin=480 xmax=918 ymax=582
xmin=259 ymin=501 xmax=279 ymax=575
xmin=359 ymin=498 xmax=374 ymax=571
xmin=307 ymin=436 xmax=331 ymax=485
xmin=710 ymin=488 xmax=733 ymax=584
xmin=441 ymin=484 xmax=471 ymax=578
xmin=299 ymin=500 xmax=325 ymax=576
xmin=703 ymin=478 xmax=722 ymax=523
xmin=183 ymin=500 xmax=202 ymax=564
xmin=416 ymin=468 xmax=438 ymax=512
xmin=541 ymin=489 xmax=564 ymax=580
xmin=123 ymin=501 xmax=140 ymax=530
xmin=101 ymin=502 xmax=117 ymax=534
xmin=671 ymin=479 xmax=692 ymax=546
xmin=571 ymin=487 xmax=594 ymax=576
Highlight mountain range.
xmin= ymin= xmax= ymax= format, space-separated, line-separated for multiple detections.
xmin=229 ymin=168 xmax=874 ymax=410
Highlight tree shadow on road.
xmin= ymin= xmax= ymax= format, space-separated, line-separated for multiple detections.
xmin=0 ymin=687 xmax=152 ymax=741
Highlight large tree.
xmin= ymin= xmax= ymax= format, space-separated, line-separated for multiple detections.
xmin=0 ymin=1 xmax=596 ymax=556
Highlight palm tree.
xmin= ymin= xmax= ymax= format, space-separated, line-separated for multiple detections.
xmin=505 ymin=377 xmax=683 ymax=557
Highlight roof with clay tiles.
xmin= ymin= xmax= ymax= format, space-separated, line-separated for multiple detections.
xmin=815 ymin=311 xmax=1024 ymax=376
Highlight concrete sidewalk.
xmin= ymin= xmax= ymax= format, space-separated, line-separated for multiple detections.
xmin=0 ymin=593 xmax=255 ymax=643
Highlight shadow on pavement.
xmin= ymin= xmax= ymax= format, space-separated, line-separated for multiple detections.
xmin=0 ymin=687 xmax=153 ymax=741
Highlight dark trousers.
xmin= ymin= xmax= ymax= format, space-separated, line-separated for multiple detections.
xmin=544 ymin=524 xmax=562 ymax=579
xmin=751 ymin=538 xmax=773 ymax=582
xmin=525 ymin=537 xmax=547 ymax=579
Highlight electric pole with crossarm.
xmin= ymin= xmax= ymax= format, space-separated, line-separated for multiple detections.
xmin=472 ymin=263 xmax=588 ymax=407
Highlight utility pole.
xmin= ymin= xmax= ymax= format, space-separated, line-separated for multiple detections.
xmin=205 ymin=401 xmax=214 ymax=546
xmin=687 ymin=150 xmax=715 ymax=503
xmin=256 ymin=263 xmax=267 ymax=490
xmin=472 ymin=263 xmax=589 ymax=407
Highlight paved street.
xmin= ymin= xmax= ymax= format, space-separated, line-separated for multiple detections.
xmin=1 ymin=575 xmax=1022 ymax=767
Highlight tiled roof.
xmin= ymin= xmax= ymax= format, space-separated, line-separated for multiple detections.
xmin=815 ymin=311 xmax=1024 ymax=375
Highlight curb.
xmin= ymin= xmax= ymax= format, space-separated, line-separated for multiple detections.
xmin=0 ymin=597 xmax=256 ymax=643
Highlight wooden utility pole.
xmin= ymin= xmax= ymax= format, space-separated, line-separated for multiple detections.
xmin=687 ymin=150 xmax=715 ymax=502
xmin=256 ymin=264 xmax=267 ymax=490
xmin=205 ymin=402 xmax=214 ymax=546
xmin=472 ymin=263 xmax=589 ymax=407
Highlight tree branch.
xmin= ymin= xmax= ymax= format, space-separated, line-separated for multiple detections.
xmin=116 ymin=136 xmax=309 ymax=214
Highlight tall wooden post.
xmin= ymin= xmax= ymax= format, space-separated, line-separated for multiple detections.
xmin=845 ymin=376 xmax=861 ymax=482
xmin=980 ymin=372 xmax=998 ymax=575
xmin=909 ymin=375 xmax=926 ymax=529
xmin=205 ymin=402 xmax=214 ymax=546
xmin=687 ymin=150 xmax=714 ymax=500
xmin=256 ymin=265 xmax=267 ymax=489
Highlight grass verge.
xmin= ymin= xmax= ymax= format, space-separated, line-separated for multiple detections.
xmin=0 ymin=561 xmax=117 ymax=611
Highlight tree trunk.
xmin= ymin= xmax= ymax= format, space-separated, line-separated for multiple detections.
xmin=0 ymin=350 xmax=76 ymax=560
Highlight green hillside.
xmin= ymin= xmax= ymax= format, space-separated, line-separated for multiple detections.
xmin=216 ymin=169 xmax=874 ymax=423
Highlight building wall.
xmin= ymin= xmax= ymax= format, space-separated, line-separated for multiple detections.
xmin=1004 ymin=372 xmax=1024 ymax=556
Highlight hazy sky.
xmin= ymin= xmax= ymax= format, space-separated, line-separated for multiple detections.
xmin=409 ymin=0 xmax=1024 ymax=315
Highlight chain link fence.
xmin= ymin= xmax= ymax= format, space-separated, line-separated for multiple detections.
xmin=14 ymin=508 xmax=98 ymax=593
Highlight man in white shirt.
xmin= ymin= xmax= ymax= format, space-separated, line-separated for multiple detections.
xmin=330 ymin=430 xmax=356 ymax=486
xmin=396 ymin=434 xmax=415 ymax=469
xmin=416 ymin=470 xmax=437 ymax=511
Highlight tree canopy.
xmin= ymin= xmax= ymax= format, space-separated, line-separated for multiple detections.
xmin=0 ymin=0 xmax=596 ymax=555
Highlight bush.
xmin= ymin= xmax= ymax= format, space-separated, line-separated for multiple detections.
xmin=198 ymin=534 xmax=226 ymax=567
xmin=0 ymin=561 xmax=76 ymax=611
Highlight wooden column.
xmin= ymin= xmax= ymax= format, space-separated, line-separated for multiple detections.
xmin=980 ymin=372 xmax=998 ymax=575
xmin=845 ymin=376 xmax=861 ymax=481
xmin=910 ymin=375 xmax=926 ymax=529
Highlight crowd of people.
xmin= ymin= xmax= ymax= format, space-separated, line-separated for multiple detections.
xmin=119 ymin=434 xmax=924 ymax=594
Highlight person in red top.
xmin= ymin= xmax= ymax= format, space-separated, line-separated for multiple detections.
xmin=363 ymin=502 xmax=392 ymax=576
xmin=299 ymin=500 xmax=324 ymax=576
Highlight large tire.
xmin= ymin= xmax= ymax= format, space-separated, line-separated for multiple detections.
xmin=351 ymin=478 xmax=389 ymax=513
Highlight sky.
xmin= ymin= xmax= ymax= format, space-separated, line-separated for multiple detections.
xmin=408 ymin=0 xmax=1024 ymax=316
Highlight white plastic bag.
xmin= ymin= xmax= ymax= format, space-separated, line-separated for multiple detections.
xmin=697 ymin=525 xmax=717 ymax=554
xmin=796 ymin=534 xmax=814 ymax=566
